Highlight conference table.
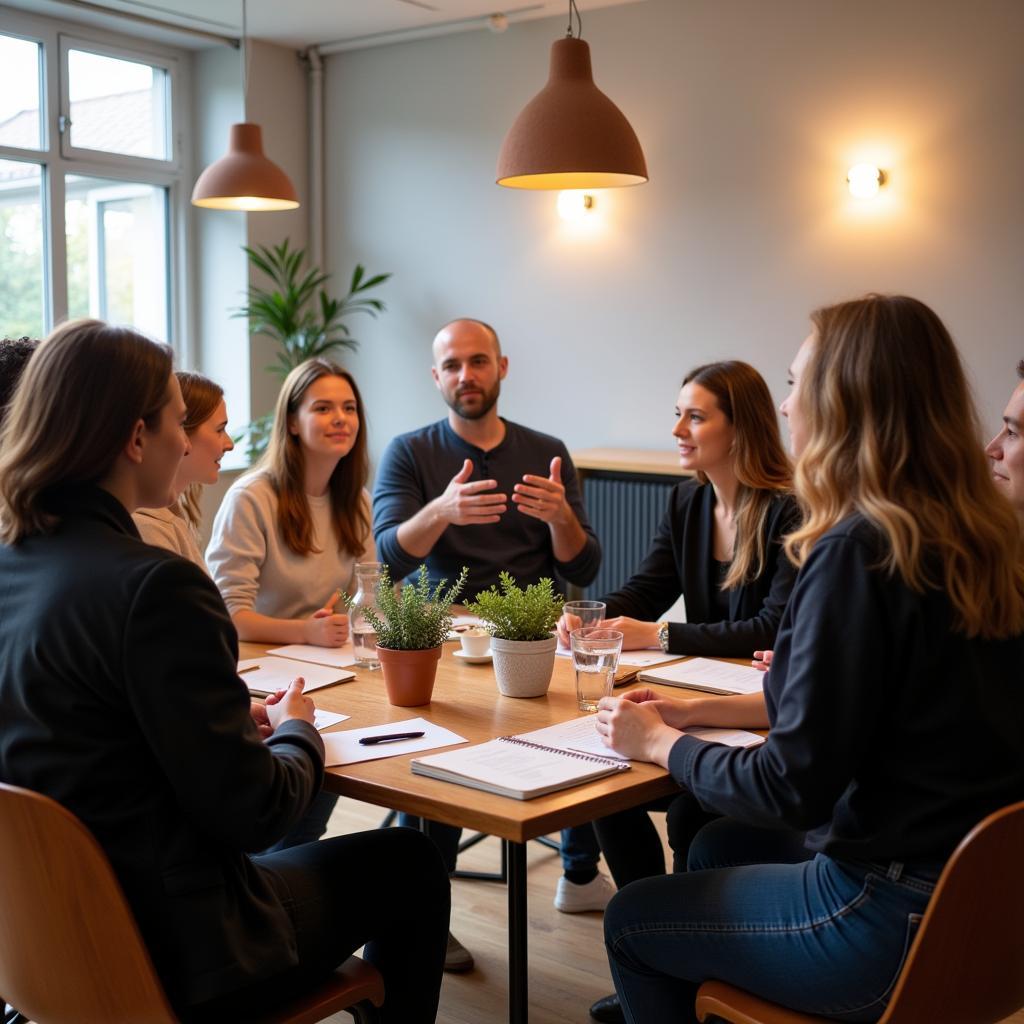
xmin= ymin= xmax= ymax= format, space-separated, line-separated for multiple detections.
xmin=240 ymin=638 xmax=705 ymax=1024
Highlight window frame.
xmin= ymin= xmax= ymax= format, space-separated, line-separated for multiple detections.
xmin=0 ymin=9 xmax=192 ymax=360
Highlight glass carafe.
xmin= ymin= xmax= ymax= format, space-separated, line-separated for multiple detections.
xmin=350 ymin=561 xmax=383 ymax=670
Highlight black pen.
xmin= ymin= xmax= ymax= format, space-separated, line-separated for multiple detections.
xmin=358 ymin=730 xmax=426 ymax=746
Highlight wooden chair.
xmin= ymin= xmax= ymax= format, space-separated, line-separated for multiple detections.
xmin=695 ymin=799 xmax=1024 ymax=1024
xmin=0 ymin=782 xmax=385 ymax=1024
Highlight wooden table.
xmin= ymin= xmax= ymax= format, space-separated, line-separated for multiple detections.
xmin=240 ymin=639 xmax=688 ymax=1023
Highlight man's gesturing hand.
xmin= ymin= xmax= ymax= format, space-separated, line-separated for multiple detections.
xmin=434 ymin=458 xmax=507 ymax=526
xmin=512 ymin=456 xmax=572 ymax=525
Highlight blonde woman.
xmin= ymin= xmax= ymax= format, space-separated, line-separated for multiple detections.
xmin=133 ymin=371 xmax=233 ymax=568
xmin=596 ymin=296 xmax=1024 ymax=1022
xmin=207 ymin=358 xmax=375 ymax=647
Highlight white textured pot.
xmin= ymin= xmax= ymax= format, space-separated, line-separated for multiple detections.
xmin=490 ymin=635 xmax=558 ymax=698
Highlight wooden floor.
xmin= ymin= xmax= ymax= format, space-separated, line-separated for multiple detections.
xmin=319 ymin=796 xmax=1024 ymax=1024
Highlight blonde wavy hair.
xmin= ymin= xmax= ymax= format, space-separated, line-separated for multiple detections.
xmin=683 ymin=361 xmax=793 ymax=589
xmin=785 ymin=294 xmax=1024 ymax=639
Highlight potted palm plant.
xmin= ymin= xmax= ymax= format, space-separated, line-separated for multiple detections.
xmin=235 ymin=240 xmax=391 ymax=458
xmin=344 ymin=564 xmax=467 ymax=706
xmin=467 ymin=573 xmax=564 ymax=698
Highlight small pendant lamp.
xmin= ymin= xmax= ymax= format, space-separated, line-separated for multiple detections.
xmin=191 ymin=0 xmax=299 ymax=211
xmin=496 ymin=0 xmax=647 ymax=190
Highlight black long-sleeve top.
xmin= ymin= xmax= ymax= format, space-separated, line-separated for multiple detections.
xmin=668 ymin=515 xmax=1024 ymax=865
xmin=0 ymin=486 xmax=325 ymax=1005
xmin=602 ymin=478 xmax=800 ymax=657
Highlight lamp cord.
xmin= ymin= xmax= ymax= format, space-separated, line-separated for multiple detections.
xmin=566 ymin=0 xmax=582 ymax=38
xmin=241 ymin=0 xmax=249 ymax=117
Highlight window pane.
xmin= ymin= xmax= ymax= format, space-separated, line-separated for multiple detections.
xmin=0 ymin=161 xmax=45 ymax=339
xmin=67 ymin=49 xmax=170 ymax=160
xmin=66 ymin=175 xmax=168 ymax=341
xmin=0 ymin=35 xmax=43 ymax=151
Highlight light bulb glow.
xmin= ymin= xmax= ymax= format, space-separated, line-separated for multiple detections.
xmin=557 ymin=190 xmax=595 ymax=221
xmin=847 ymin=163 xmax=884 ymax=199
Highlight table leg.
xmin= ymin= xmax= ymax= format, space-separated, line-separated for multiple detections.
xmin=507 ymin=839 xmax=528 ymax=1023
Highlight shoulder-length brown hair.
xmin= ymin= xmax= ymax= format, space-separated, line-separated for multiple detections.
xmin=260 ymin=358 xmax=370 ymax=558
xmin=177 ymin=371 xmax=225 ymax=530
xmin=0 ymin=318 xmax=173 ymax=544
xmin=785 ymin=294 xmax=1024 ymax=639
xmin=683 ymin=361 xmax=793 ymax=589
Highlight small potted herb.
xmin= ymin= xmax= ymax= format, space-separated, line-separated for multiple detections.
xmin=467 ymin=573 xmax=564 ymax=698
xmin=344 ymin=564 xmax=467 ymax=706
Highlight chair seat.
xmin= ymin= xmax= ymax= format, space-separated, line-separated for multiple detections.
xmin=188 ymin=957 xmax=385 ymax=1024
xmin=696 ymin=980 xmax=833 ymax=1024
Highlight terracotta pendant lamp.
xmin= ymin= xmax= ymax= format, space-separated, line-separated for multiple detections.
xmin=496 ymin=0 xmax=647 ymax=190
xmin=191 ymin=0 xmax=299 ymax=211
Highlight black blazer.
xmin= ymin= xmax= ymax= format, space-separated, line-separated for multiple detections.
xmin=0 ymin=486 xmax=325 ymax=1007
xmin=602 ymin=479 xmax=800 ymax=657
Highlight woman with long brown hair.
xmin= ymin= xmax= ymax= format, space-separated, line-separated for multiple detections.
xmin=0 ymin=320 xmax=449 ymax=1023
xmin=569 ymin=362 xmax=799 ymax=1022
xmin=596 ymin=296 xmax=1024 ymax=1023
xmin=133 ymin=371 xmax=233 ymax=567
xmin=207 ymin=357 xmax=374 ymax=647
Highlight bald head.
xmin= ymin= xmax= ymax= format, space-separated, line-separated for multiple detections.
xmin=431 ymin=318 xmax=507 ymax=422
xmin=432 ymin=319 xmax=501 ymax=363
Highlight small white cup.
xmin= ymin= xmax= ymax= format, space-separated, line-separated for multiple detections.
xmin=460 ymin=627 xmax=491 ymax=657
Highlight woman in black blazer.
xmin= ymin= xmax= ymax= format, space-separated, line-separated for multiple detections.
xmin=596 ymin=296 xmax=1024 ymax=1023
xmin=0 ymin=320 xmax=449 ymax=1022
xmin=569 ymin=362 xmax=798 ymax=1023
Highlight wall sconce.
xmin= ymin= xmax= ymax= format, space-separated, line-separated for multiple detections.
xmin=847 ymin=163 xmax=887 ymax=199
xmin=557 ymin=190 xmax=594 ymax=222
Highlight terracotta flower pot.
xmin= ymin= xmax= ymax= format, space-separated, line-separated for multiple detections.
xmin=375 ymin=645 xmax=442 ymax=706
xmin=490 ymin=635 xmax=557 ymax=698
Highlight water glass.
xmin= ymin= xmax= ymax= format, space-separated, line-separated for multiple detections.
xmin=570 ymin=628 xmax=623 ymax=713
xmin=350 ymin=561 xmax=383 ymax=670
xmin=563 ymin=600 xmax=606 ymax=630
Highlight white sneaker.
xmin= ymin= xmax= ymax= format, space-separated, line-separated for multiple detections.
xmin=553 ymin=872 xmax=616 ymax=913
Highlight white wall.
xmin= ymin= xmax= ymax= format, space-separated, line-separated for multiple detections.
xmin=321 ymin=0 xmax=1024 ymax=473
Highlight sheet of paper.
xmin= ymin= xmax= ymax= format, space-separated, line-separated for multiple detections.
xmin=322 ymin=717 xmax=467 ymax=766
xmin=313 ymin=709 xmax=350 ymax=731
xmin=641 ymin=657 xmax=765 ymax=695
xmin=517 ymin=715 xmax=631 ymax=761
xmin=267 ymin=643 xmax=360 ymax=669
xmin=237 ymin=656 xmax=354 ymax=694
xmin=555 ymin=643 xmax=681 ymax=669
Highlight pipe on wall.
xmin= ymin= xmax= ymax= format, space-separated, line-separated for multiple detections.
xmin=304 ymin=45 xmax=325 ymax=269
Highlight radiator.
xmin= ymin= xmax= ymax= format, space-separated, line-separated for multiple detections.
xmin=579 ymin=473 xmax=677 ymax=600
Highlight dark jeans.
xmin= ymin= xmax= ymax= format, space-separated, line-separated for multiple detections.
xmin=398 ymin=813 xmax=601 ymax=874
xmin=262 ymin=789 xmax=339 ymax=852
xmin=593 ymin=790 xmax=717 ymax=887
xmin=185 ymin=828 xmax=450 ymax=1023
xmin=604 ymin=818 xmax=936 ymax=1024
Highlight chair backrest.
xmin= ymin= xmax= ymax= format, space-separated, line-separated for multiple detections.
xmin=881 ymin=799 xmax=1024 ymax=1024
xmin=0 ymin=782 xmax=177 ymax=1024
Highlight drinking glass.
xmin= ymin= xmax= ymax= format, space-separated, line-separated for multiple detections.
xmin=570 ymin=628 xmax=623 ymax=712
xmin=350 ymin=562 xmax=383 ymax=670
xmin=563 ymin=600 xmax=606 ymax=632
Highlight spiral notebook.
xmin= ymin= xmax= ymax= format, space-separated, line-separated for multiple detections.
xmin=410 ymin=728 xmax=631 ymax=800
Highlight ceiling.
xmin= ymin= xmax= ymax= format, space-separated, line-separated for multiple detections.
xmin=4 ymin=0 xmax=647 ymax=50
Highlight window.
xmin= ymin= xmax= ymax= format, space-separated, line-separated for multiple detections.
xmin=0 ymin=13 xmax=189 ymax=350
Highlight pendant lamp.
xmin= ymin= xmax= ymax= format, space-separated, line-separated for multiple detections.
xmin=191 ymin=0 xmax=299 ymax=211
xmin=496 ymin=0 xmax=647 ymax=190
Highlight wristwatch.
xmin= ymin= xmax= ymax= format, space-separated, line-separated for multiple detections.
xmin=656 ymin=621 xmax=670 ymax=652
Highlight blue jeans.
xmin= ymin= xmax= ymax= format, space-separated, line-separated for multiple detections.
xmin=398 ymin=814 xmax=600 ymax=874
xmin=604 ymin=818 xmax=937 ymax=1023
